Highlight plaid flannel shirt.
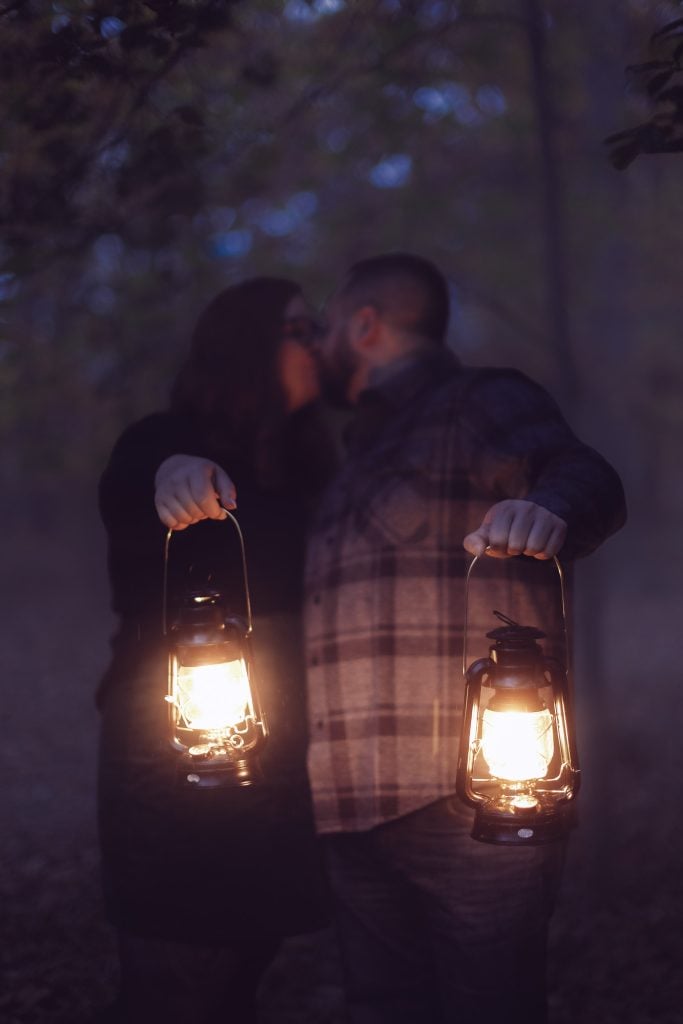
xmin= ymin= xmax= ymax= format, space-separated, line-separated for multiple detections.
xmin=304 ymin=348 xmax=626 ymax=835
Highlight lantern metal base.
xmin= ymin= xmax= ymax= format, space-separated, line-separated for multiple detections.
xmin=471 ymin=801 xmax=575 ymax=846
xmin=180 ymin=757 xmax=263 ymax=789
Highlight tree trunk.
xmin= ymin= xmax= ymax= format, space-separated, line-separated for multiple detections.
xmin=523 ymin=0 xmax=579 ymax=408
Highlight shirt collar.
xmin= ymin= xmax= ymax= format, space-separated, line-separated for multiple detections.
xmin=362 ymin=346 xmax=460 ymax=410
xmin=343 ymin=347 xmax=460 ymax=454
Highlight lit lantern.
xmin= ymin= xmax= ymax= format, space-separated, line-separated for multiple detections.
xmin=163 ymin=512 xmax=267 ymax=788
xmin=456 ymin=557 xmax=580 ymax=845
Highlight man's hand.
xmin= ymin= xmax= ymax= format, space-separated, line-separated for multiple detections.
xmin=154 ymin=454 xmax=237 ymax=530
xmin=463 ymin=499 xmax=567 ymax=560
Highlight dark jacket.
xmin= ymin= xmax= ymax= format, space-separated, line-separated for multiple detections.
xmin=97 ymin=403 xmax=336 ymax=943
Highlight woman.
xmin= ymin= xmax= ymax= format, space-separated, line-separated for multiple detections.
xmin=97 ymin=277 xmax=337 ymax=1023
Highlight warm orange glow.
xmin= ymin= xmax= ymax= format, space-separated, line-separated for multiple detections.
xmin=481 ymin=707 xmax=554 ymax=782
xmin=176 ymin=659 xmax=252 ymax=732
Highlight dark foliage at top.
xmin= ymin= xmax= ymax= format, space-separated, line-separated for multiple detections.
xmin=0 ymin=0 xmax=240 ymax=270
xmin=606 ymin=13 xmax=683 ymax=168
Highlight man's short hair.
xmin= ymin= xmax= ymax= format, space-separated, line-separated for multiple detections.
xmin=338 ymin=252 xmax=450 ymax=344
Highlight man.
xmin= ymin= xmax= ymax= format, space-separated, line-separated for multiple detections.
xmin=299 ymin=254 xmax=626 ymax=1024
xmin=155 ymin=253 xmax=626 ymax=1024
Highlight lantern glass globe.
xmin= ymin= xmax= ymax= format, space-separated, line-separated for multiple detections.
xmin=481 ymin=706 xmax=554 ymax=782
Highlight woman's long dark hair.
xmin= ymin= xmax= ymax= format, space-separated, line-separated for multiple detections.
xmin=169 ymin=277 xmax=301 ymax=483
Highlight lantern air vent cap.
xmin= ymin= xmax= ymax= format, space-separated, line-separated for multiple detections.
xmin=486 ymin=611 xmax=545 ymax=643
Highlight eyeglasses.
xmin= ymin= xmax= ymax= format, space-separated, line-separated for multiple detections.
xmin=281 ymin=316 xmax=325 ymax=349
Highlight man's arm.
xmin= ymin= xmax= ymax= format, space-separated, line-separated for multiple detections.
xmin=155 ymin=455 xmax=237 ymax=530
xmin=459 ymin=369 xmax=627 ymax=560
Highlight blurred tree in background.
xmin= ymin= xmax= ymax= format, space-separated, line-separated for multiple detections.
xmin=1 ymin=0 xmax=681 ymax=524
xmin=606 ymin=9 xmax=683 ymax=167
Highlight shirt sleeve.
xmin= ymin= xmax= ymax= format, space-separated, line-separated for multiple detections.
xmin=458 ymin=368 xmax=627 ymax=559
xmin=98 ymin=413 xmax=203 ymax=531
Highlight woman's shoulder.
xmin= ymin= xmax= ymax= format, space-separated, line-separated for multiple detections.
xmin=99 ymin=410 xmax=208 ymax=522
xmin=105 ymin=410 xmax=209 ymax=468
xmin=110 ymin=410 xmax=186 ymax=450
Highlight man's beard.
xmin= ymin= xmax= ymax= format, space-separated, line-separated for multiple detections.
xmin=318 ymin=333 xmax=358 ymax=410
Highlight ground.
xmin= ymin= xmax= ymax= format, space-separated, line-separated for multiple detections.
xmin=1 ymin=495 xmax=680 ymax=1023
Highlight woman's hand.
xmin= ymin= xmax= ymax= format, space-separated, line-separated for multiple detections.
xmin=154 ymin=454 xmax=237 ymax=530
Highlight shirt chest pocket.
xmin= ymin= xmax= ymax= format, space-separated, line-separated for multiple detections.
xmin=353 ymin=448 xmax=433 ymax=547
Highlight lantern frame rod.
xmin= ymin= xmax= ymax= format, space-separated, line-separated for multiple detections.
xmin=162 ymin=508 xmax=254 ymax=637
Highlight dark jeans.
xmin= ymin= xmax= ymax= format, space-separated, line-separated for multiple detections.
xmin=323 ymin=796 xmax=566 ymax=1024
xmin=103 ymin=931 xmax=280 ymax=1024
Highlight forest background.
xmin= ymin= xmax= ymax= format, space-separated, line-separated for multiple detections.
xmin=1 ymin=1 xmax=681 ymax=1022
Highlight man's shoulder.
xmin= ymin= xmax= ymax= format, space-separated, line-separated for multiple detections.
xmin=423 ymin=364 xmax=541 ymax=413
xmin=440 ymin=363 xmax=540 ymax=392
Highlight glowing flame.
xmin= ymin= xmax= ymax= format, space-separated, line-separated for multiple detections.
xmin=176 ymin=660 xmax=252 ymax=732
xmin=481 ymin=708 xmax=554 ymax=782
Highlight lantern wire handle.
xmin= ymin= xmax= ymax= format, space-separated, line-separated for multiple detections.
xmin=162 ymin=508 xmax=254 ymax=637
xmin=463 ymin=554 xmax=569 ymax=678
xmin=492 ymin=610 xmax=519 ymax=627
